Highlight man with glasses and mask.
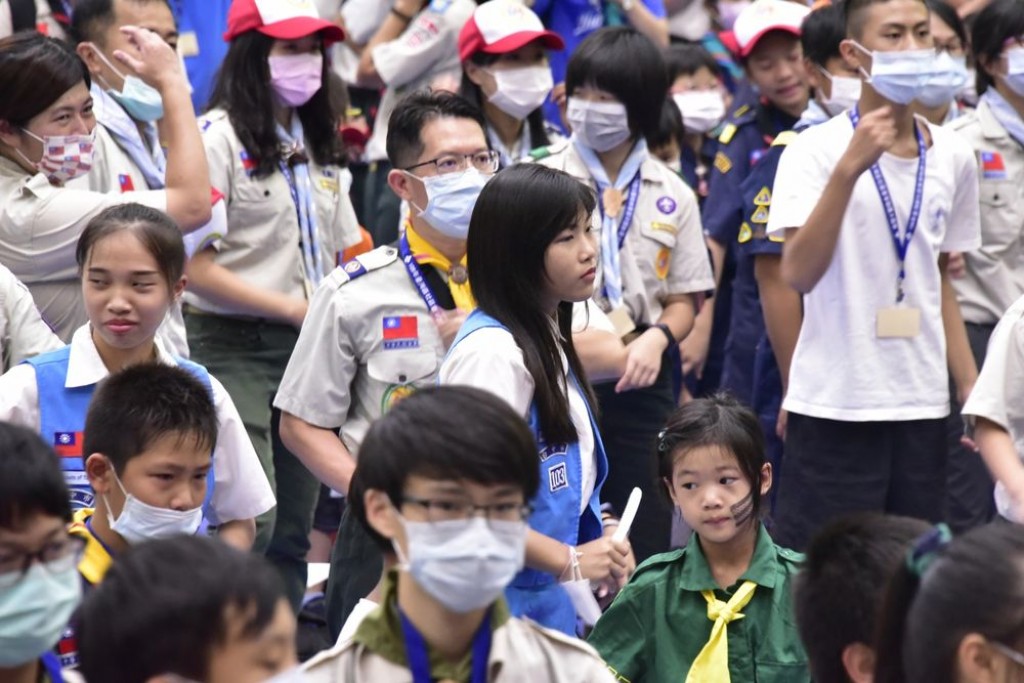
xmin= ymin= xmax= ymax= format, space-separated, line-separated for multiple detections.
xmin=301 ymin=386 xmax=615 ymax=681
xmin=275 ymin=90 xmax=496 ymax=642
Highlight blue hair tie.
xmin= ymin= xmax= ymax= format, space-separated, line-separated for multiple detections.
xmin=906 ymin=523 xmax=952 ymax=578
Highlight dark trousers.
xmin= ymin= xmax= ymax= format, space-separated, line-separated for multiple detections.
xmin=185 ymin=312 xmax=320 ymax=612
xmin=594 ymin=363 xmax=675 ymax=562
xmin=325 ymin=505 xmax=382 ymax=640
xmin=945 ymin=322 xmax=997 ymax=532
xmin=773 ymin=413 xmax=947 ymax=551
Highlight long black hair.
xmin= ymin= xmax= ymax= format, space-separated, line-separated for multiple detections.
xmin=972 ymin=0 xmax=1024 ymax=96
xmin=207 ymin=31 xmax=345 ymax=177
xmin=467 ymin=164 xmax=597 ymax=444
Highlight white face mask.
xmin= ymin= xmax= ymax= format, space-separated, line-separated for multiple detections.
xmin=406 ymin=168 xmax=490 ymax=240
xmin=672 ymin=90 xmax=726 ymax=134
xmin=566 ymin=97 xmax=632 ymax=152
xmin=1002 ymin=47 xmax=1024 ymax=98
xmin=853 ymin=42 xmax=936 ymax=105
xmin=916 ymin=51 xmax=968 ymax=108
xmin=817 ymin=66 xmax=862 ymax=114
xmin=486 ymin=65 xmax=553 ymax=120
xmin=105 ymin=466 xmax=203 ymax=544
xmin=394 ymin=516 xmax=526 ymax=614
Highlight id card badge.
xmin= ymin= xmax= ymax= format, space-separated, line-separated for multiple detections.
xmin=876 ymin=307 xmax=921 ymax=338
xmin=178 ymin=31 xmax=200 ymax=57
xmin=606 ymin=306 xmax=636 ymax=338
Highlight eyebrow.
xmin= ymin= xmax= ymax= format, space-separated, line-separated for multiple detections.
xmin=0 ymin=527 xmax=64 ymax=551
xmin=87 ymin=268 xmax=162 ymax=276
xmin=677 ymin=466 xmax=740 ymax=475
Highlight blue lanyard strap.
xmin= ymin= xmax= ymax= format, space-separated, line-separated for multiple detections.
xmin=399 ymin=608 xmax=492 ymax=683
xmin=848 ymin=106 xmax=927 ymax=303
xmin=41 ymin=651 xmax=64 ymax=683
xmin=399 ymin=233 xmax=443 ymax=316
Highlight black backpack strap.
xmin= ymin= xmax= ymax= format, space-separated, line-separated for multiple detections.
xmin=8 ymin=0 xmax=39 ymax=33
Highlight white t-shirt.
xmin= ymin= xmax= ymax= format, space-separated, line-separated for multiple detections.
xmin=767 ymin=114 xmax=981 ymax=421
xmin=439 ymin=324 xmax=598 ymax=515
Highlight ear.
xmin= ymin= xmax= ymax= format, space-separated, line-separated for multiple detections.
xmin=804 ymin=58 xmax=825 ymax=92
xmin=464 ymin=61 xmax=487 ymax=88
xmin=75 ymin=42 xmax=104 ymax=77
xmin=759 ymin=462 xmax=773 ymax=497
xmin=85 ymin=452 xmax=115 ymax=493
xmin=841 ymin=641 xmax=876 ymax=683
xmin=0 ymin=119 xmax=22 ymax=148
xmin=387 ymin=167 xmax=417 ymax=203
xmin=364 ymin=488 xmax=401 ymax=544
xmin=839 ymin=38 xmax=867 ymax=74
xmin=663 ymin=476 xmax=679 ymax=508
xmin=957 ymin=633 xmax=1002 ymax=683
xmin=977 ymin=53 xmax=999 ymax=80
xmin=172 ymin=275 xmax=187 ymax=302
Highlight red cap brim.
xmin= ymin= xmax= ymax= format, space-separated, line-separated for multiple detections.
xmin=461 ymin=29 xmax=564 ymax=62
xmin=248 ymin=16 xmax=345 ymax=44
xmin=737 ymin=26 xmax=800 ymax=57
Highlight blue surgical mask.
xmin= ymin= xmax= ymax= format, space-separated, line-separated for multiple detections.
xmin=406 ymin=168 xmax=490 ymax=240
xmin=92 ymin=44 xmax=165 ymax=122
xmin=105 ymin=465 xmax=204 ymax=544
xmin=0 ymin=561 xmax=82 ymax=666
xmin=916 ymin=51 xmax=968 ymax=108
xmin=1002 ymin=46 xmax=1024 ymax=98
xmin=854 ymin=42 xmax=935 ymax=105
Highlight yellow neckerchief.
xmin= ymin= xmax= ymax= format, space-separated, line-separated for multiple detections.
xmin=404 ymin=221 xmax=475 ymax=312
xmin=685 ymin=580 xmax=758 ymax=683
xmin=68 ymin=509 xmax=113 ymax=586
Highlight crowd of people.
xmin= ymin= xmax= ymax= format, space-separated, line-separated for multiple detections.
xmin=1 ymin=0 xmax=1024 ymax=680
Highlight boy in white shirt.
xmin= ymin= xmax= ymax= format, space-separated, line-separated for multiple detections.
xmin=765 ymin=0 xmax=980 ymax=549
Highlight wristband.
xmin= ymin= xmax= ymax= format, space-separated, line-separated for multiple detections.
xmin=653 ymin=322 xmax=676 ymax=347
xmin=559 ymin=545 xmax=584 ymax=583
xmin=390 ymin=7 xmax=414 ymax=22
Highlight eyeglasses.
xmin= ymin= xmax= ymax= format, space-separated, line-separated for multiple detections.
xmin=0 ymin=535 xmax=86 ymax=589
xmin=401 ymin=496 xmax=532 ymax=526
xmin=992 ymin=641 xmax=1024 ymax=667
xmin=404 ymin=150 xmax=500 ymax=176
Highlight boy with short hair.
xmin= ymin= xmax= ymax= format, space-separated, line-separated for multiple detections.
xmin=301 ymin=386 xmax=615 ymax=682
xmin=793 ymin=513 xmax=929 ymax=683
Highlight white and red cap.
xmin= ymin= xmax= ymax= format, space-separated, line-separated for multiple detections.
xmin=224 ymin=0 xmax=345 ymax=43
xmin=731 ymin=0 xmax=809 ymax=58
xmin=458 ymin=0 xmax=564 ymax=62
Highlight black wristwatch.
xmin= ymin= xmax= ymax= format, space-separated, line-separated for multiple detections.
xmin=653 ymin=322 xmax=676 ymax=347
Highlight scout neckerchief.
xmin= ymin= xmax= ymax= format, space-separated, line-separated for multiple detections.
xmin=399 ymin=607 xmax=491 ymax=683
xmin=487 ymin=121 xmax=532 ymax=168
xmin=93 ymin=86 xmax=166 ymax=189
xmin=403 ymin=221 xmax=476 ymax=313
xmin=849 ymin=105 xmax=927 ymax=304
xmin=684 ymin=580 xmax=758 ymax=683
xmin=982 ymin=88 xmax=1024 ymax=148
xmin=572 ymin=135 xmax=647 ymax=308
xmin=276 ymin=117 xmax=325 ymax=298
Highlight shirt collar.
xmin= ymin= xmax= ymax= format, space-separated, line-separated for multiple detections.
xmin=65 ymin=324 xmax=176 ymax=388
xmin=978 ymin=93 xmax=1013 ymax=142
xmin=677 ymin=523 xmax=780 ymax=592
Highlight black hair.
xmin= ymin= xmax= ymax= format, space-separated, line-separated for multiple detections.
xmin=656 ymin=393 xmax=767 ymax=521
xmin=566 ymin=27 xmax=669 ymax=143
xmin=354 ymin=386 xmax=540 ymax=552
xmin=844 ymin=0 xmax=929 ymax=39
xmin=972 ymin=0 xmax=1024 ymax=95
xmin=0 ymin=422 xmax=71 ymax=529
xmin=83 ymin=364 xmax=218 ymax=476
xmin=874 ymin=523 xmax=1024 ymax=683
xmin=459 ymin=53 xmax=553 ymax=161
xmin=77 ymin=535 xmax=287 ymax=683
xmin=793 ymin=513 xmax=931 ymax=683
xmin=648 ymin=96 xmax=686 ymax=152
xmin=385 ymin=89 xmax=488 ymax=170
xmin=70 ymin=0 xmax=174 ymax=45
xmin=664 ymin=42 xmax=722 ymax=83
xmin=467 ymin=164 xmax=597 ymax=444
xmin=0 ymin=33 xmax=91 ymax=128
xmin=802 ymin=2 xmax=847 ymax=68
xmin=926 ymin=0 xmax=967 ymax=48
xmin=76 ymin=203 xmax=185 ymax=291
xmin=207 ymin=31 xmax=345 ymax=176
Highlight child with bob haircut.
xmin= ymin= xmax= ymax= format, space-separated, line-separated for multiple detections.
xmin=587 ymin=394 xmax=809 ymax=682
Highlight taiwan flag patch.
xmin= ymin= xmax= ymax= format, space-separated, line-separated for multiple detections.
xmin=980 ymin=151 xmax=1007 ymax=180
xmin=382 ymin=316 xmax=419 ymax=350
xmin=118 ymin=174 xmax=135 ymax=193
xmin=240 ymin=151 xmax=257 ymax=175
xmin=54 ymin=431 xmax=84 ymax=458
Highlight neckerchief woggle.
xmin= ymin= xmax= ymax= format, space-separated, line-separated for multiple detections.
xmin=848 ymin=105 xmax=926 ymax=303
xmin=399 ymin=607 xmax=491 ymax=683
xmin=276 ymin=117 xmax=325 ymax=296
xmin=398 ymin=232 xmax=447 ymax=319
xmin=572 ymin=135 xmax=646 ymax=308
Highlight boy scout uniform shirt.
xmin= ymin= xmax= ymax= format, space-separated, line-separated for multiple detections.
xmin=587 ymin=524 xmax=809 ymax=683
xmin=273 ymin=246 xmax=449 ymax=455
xmin=533 ymin=141 xmax=715 ymax=326
xmin=184 ymin=109 xmax=361 ymax=315
xmin=948 ymin=99 xmax=1024 ymax=325
xmin=0 ymin=264 xmax=62 ymax=373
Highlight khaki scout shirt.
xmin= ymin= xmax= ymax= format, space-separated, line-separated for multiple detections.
xmin=185 ymin=109 xmax=361 ymax=315
xmin=534 ymin=141 xmax=715 ymax=326
xmin=273 ymin=246 xmax=446 ymax=455
xmin=948 ymin=100 xmax=1024 ymax=325
xmin=0 ymin=264 xmax=61 ymax=373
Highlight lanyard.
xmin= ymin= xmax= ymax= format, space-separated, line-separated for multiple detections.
xmin=848 ymin=106 xmax=927 ymax=303
xmin=399 ymin=233 xmax=444 ymax=316
xmin=399 ymin=608 xmax=492 ymax=683
xmin=41 ymin=651 xmax=64 ymax=683
xmin=278 ymin=159 xmax=324 ymax=293
xmin=597 ymin=173 xmax=643 ymax=251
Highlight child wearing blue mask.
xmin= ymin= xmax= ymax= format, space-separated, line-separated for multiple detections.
xmin=766 ymin=0 xmax=981 ymax=550
xmin=0 ymin=422 xmax=84 ymax=683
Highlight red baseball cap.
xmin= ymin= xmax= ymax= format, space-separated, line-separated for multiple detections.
xmin=732 ymin=0 xmax=809 ymax=58
xmin=224 ymin=0 xmax=345 ymax=43
xmin=458 ymin=0 xmax=564 ymax=62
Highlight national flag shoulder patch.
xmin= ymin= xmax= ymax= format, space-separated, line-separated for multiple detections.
xmin=54 ymin=431 xmax=84 ymax=458
xmin=980 ymin=151 xmax=1007 ymax=180
xmin=382 ymin=316 xmax=419 ymax=350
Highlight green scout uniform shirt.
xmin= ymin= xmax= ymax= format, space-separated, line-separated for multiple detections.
xmin=587 ymin=524 xmax=810 ymax=683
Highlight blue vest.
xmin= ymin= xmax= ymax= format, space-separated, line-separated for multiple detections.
xmin=25 ymin=347 xmax=216 ymax=518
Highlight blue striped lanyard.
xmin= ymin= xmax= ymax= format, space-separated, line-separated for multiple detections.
xmin=399 ymin=608 xmax=491 ymax=683
xmin=399 ymin=233 xmax=443 ymax=316
xmin=276 ymin=119 xmax=324 ymax=293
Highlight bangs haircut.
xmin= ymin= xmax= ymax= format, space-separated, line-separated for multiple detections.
xmin=77 ymin=535 xmax=286 ymax=683
xmin=83 ymin=364 xmax=218 ymax=475
xmin=76 ymin=203 xmax=185 ymax=290
xmin=843 ymin=0 xmax=928 ymax=39
xmin=0 ymin=422 xmax=71 ymax=529
xmin=0 ymin=33 xmax=91 ymax=127
xmin=802 ymin=2 xmax=847 ymax=67
xmin=972 ymin=0 xmax=1024 ymax=95
xmin=385 ymin=89 xmax=487 ymax=170
xmin=665 ymin=42 xmax=721 ymax=82
xmin=566 ymin=27 xmax=668 ymax=142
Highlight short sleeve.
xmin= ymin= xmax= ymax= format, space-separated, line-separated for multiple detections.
xmin=587 ymin=587 xmax=650 ymax=682
xmin=0 ymin=267 xmax=61 ymax=371
xmin=940 ymin=140 xmax=982 ymax=253
xmin=438 ymin=328 xmax=534 ymax=418
xmin=371 ymin=10 xmax=454 ymax=89
xmin=200 ymin=118 xmax=236 ymax=205
xmin=667 ymin=186 xmax=715 ymax=296
xmin=0 ymin=363 xmax=42 ymax=430
xmin=962 ymin=309 xmax=1024 ymax=431
xmin=766 ymin=134 xmax=827 ymax=237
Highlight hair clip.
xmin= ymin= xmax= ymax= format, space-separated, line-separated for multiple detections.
xmin=656 ymin=429 xmax=669 ymax=453
xmin=906 ymin=523 xmax=952 ymax=578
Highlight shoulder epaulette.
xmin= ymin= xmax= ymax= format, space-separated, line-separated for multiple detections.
xmin=718 ymin=123 xmax=738 ymax=145
xmin=771 ymin=130 xmax=799 ymax=147
xmin=335 ymin=246 xmax=399 ymax=285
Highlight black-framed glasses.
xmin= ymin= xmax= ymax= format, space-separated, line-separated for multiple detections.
xmin=0 ymin=535 xmax=86 ymax=589
xmin=404 ymin=150 xmax=500 ymax=176
xmin=401 ymin=496 xmax=532 ymax=526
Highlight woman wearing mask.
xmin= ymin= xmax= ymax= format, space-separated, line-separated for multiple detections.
xmin=0 ymin=30 xmax=210 ymax=340
xmin=913 ymin=0 xmax=972 ymax=125
xmin=184 ymin=0 xmax=361 ymax=611
xmin=532 ymin=27 xmax=714 ymax=563
xmin=458 ymin=0 xmax=564 ymax=168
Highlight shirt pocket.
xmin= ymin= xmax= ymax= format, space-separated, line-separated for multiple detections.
xmin=366 ymin=349 xmax=438 ymax=387
xmin=753 ymin=660 xmax=811 ymax=683
xmin=978 ymin=180 xmax=1022 ymax=249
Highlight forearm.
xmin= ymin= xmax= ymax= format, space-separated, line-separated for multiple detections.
xmin=940 ymin=257 xmax=977 ymax=402
xmin=754 ymin=254 xmax=802 ymax=391
xmin=525 ymin=528 xmax=571 ymax=576
xmin=623 ymin=3 xmax=669 ymax=46
xmin=216 ymin=518 xmax=256 ymax=550
xmin=975 ymin=418 xmax=1024 ymax=490
xmin=573 ymin=329 xmax=627 ymax=382
xmin=185 ymin=250 xmax=302 ymax=324
xmin=356 ymin=1 xmax=420 ymax=86
xmin=279 ymin=412 xmax=357 ymax=495
xmin=158 ymin=80 xmax=212 ymax=231
xmin=658 ymin=296 xmax=697 ymax=342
